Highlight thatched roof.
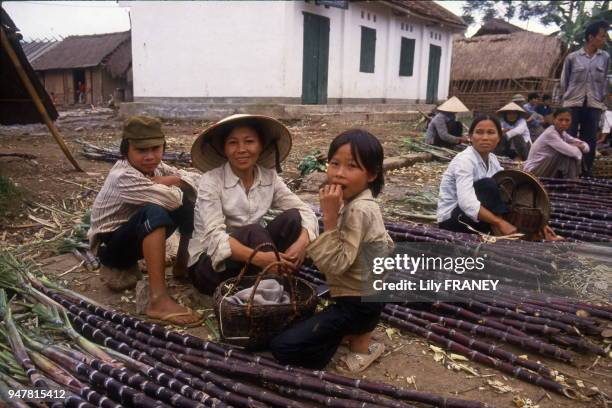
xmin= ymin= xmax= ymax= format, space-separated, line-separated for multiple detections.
xmin=0 ymin=8 xmax=58 ymax=125
xmin=103 ymin=38 xmax=131 ymax=78
xmin=31 ymin=31 xmax=130 ymax=72
xmin=451 ymin=31 xmax=564 ymax=81
xmin=474 ymin=18 xmax=525 ymax=37
xmin=382 ymin=0 xmax=467 ymax=29
xmin=21 ymin=39 xmax=59 ymax=63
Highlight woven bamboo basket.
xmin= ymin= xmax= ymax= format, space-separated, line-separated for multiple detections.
xmin=213 ymin=243 xmax=317 ymax=350
xmin=592 ymin=157 xmax=612 ymax=179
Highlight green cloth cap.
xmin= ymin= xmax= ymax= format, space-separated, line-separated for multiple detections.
xmin=122 ymin=115 xmax=165 ymax=148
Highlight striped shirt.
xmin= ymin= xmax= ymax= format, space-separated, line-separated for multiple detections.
xmin=88 ymin=159 xmax=200 ymax=248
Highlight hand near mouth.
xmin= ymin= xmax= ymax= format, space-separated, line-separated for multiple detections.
xmin=320 ymin=184 xmax=343 ymax=231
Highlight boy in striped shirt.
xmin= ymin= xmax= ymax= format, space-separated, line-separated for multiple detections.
xmin=89 ymin=116 xmax=202 ymax=326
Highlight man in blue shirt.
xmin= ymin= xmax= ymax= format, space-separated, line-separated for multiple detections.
xmin=523 ymin=92 xmax=545 ymax=140
xmin=535 ymin=94 xmax=554 ymax=127
xmin=559 ymin=20 xmax=610 ymax=176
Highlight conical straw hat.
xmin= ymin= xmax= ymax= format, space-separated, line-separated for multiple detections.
xmin=436 ymin=96 xmax=469 ymax=113
xmin=191 ymin=114 xmax=292 ymax=173
xmin=497 ymin=102 xmax=527 ymax=115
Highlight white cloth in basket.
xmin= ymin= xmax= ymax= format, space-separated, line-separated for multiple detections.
xmin=225 ymin=279 xmax=290 ymax=306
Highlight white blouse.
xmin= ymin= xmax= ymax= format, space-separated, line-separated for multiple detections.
xmin=188 ymin=162 xmax=319 ymax=271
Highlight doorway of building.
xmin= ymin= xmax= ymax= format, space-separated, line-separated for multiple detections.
xmin=426 ymin=45 xmax=441 ymax=104
xmin=302 ymin=12 xmax=330 ymax=104
xmin=73 ymin=69 xmax=86 ymax=104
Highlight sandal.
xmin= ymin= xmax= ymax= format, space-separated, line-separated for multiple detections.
xmin=338 ymin=342 xmax=385 ymax=373
xmin=146 ymin=307 xmax=204 ymax=328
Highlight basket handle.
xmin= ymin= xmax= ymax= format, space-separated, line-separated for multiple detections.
xmin=232 ymin=242 xmax=281 ymax=288
xmin=497 ymin=176 xmax=517 ymax=206
xmin=244 ymin=260 xmax=298 ymax=317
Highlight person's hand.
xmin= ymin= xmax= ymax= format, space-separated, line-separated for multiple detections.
xmin=150 ymin=176 xmax=181 ymax=186
xmin=597 ymin=132 xmax=608 ymax=144
xmin=320 ymin=184 xmax=343 ymax=231
xmin=494 ymin=219 xmax=518 ymax=236
xmin=570 ymin=141 xmax=588 ymax=152
xmin=459 ymin=136 xmax=470 ymax=144
xmin=253 ymin=251 xmax=294 ymax=274
xmin=283 ymin=232 xmax=309 ymax=269
xmin=542 ymin=226 xmax=564 ymax=241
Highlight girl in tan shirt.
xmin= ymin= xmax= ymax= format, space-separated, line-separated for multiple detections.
xmin=271 ymin=129 xmax=393 ymax=372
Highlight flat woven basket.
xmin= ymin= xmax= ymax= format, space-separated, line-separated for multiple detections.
xmin=213 ymin=244 xmax=317 ymax=350
xmin=592 ymin=157 xmax=612 ymax=179
xmin=493 ymin=170 xmax=550 ymax=235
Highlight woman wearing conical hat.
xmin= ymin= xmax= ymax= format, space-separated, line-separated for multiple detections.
xmin=425 ymin=96 xmax=470 ymax=148
xmin=495 ymin=102 xmax=532 ymax=161
xmin=188 ymin=114 xmax=319 ymax=295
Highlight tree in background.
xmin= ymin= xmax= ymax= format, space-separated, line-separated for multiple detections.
xmin=462 ymin=1 xmax=611 ymax=50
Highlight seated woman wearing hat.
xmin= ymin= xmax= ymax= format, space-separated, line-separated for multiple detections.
xmin=524 ymin=108 xmax=589 ymax=179
xmin=188 ymin=115 xmax=319 ymax=295
xmin=495 ymin=102 xmax=532 ymax=161
xmin=425 ymin=97 xmax=470 ymax=148
xmin=438 ymin=114 xmax=518 ymax=236
xmin=89 ymin=116 xmax=202 ymax=326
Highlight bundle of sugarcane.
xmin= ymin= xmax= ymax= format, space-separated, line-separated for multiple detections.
xmin=296 ymin=266 xmax=611 ymax=403
xmin=77 ymin=139 xmax=192 ymax=166
xmin=540 ymin=177 xmax=612 ymax=241
xmin=401 ymin=138 xmax=520 ymax=170
xmin=0 ymin=254 xmax=489 ymax=408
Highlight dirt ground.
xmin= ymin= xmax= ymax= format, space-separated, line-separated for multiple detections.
xmin=0 ymin=107 xmax=610 ymax=408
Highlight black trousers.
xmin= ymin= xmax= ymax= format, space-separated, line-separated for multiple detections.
xmin=433 ymin=120 xmax=463 ymax=148
xmin=494 ymin=134 xmax=530 ymax=161
xmin=97 ymin=199 xmax=194 ymax=269
xmin=188 ymin=209 xmax=303 ymax=296
xmin=568 ymin=104 xmax=601 ymax=175
xmin=269 ymin=297 xmax=384 ymax=369
xmin=438 ymin=178 xmax=508 ymax=234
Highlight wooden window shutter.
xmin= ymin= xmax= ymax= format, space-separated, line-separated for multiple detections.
xmin=359 ymin=26 xmax=376 ymax=73
xmin=399 ymin=37 xmax=415 ymax=77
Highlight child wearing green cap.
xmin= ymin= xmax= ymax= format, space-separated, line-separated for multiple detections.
xmin=88 ymin=115 xmax=203 ymax=326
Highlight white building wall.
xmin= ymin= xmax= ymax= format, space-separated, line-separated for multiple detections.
xmin=126 ymin=1 xmax=287 ymax=98
xmin=123 ymin=1 xmax=460 ymax=102
xmin=384 ymin=16 xmax=423 ymax=101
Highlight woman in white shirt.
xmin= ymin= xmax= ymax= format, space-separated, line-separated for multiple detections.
xmin=495 ymin=102 xmax=532 ymax=161
xmin=438 ymin=115 xmax=518 ymax=236
xmin=188 ymin=115 xmax=319 ymax=295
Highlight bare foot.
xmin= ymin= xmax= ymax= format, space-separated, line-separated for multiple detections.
xmin=349 ymin=332 xmax=372 ymax=354
xmin=145 ymin=293 xmax=202 ymax=325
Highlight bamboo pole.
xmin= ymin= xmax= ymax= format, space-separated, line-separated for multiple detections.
xmin=1 ymin=27 xmax=84 ymax=172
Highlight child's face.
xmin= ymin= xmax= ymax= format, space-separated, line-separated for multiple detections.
xmin=470 ymin=120 xmax=500 ymax=154
xmin=127 ymin=143 xmax=163 ymax=175
xmin=553 ymin=112 xmax=572 ymax=132
xmin=224 ymin=126 xmax=263 ymax=174
xmin=327 ymin=143 xmax=375 ymax=201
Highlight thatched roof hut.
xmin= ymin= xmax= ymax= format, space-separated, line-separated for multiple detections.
xmin=450 ymin=29 xmax=565 ymax=113
xmin=473 ymin=18 xmax=524 ymax=37
xmin=29 ymin=31 xmax=132 ymax=105
xmin=32 ymin=31 xmax=131 ymax=77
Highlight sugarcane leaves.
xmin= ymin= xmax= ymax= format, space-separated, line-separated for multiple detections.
xmin=30 ymin=303 xmax=63 ymax=327
xmin=428 ymin=345 xmax=480 ymax=376
xmin=511 ymin=395 xmax=540 ymax=408
xmin=0 ymin=290 xmax=6 ymax=321
xmin=486 ymin=379 xmax=518 ymax=394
